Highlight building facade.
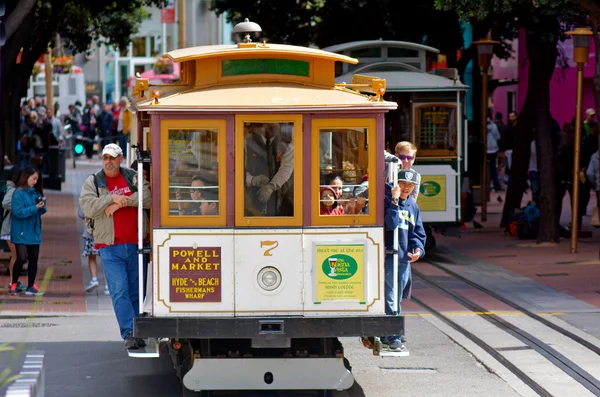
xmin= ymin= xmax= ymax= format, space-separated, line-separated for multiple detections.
xmin=77 ymin=1 xmax=233 ymax=103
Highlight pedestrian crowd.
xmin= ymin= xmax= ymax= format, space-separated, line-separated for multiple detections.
xmin=470 ymin=109 xmax=599 ymax=238
xmin=16 ymin=95 xmax=132 ymax=170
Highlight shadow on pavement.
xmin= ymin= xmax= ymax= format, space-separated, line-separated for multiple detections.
xmin=1 ymin=342 xmax=365 ymax=397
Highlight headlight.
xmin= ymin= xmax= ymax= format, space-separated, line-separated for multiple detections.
xmin=257 ymin=266 xmax=282 ymax=291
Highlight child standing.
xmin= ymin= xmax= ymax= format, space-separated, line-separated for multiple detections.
xmin=78 ymin=205 xmax=109 ymax=295
xmin=2 ymin=167 xmax=24 ymax=293
xmin=9 ymin=166 xmax=47 ymax=296
xmin=383 ymin=169 xmax=426 ymax=351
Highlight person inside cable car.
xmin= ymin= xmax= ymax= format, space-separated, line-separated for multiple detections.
xmin=323 ymin=172 xmax=366 ymax=215
xmin=319 ymin=186 xmax=344 ymax=216
xmin=175 ymin=170 xmax=218 ymax=216
xmin=244 ymin=122 xmax=294 ymax=217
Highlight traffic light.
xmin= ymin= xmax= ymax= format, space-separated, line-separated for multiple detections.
xmin=74 ymin=135 xmax=85 ymax=156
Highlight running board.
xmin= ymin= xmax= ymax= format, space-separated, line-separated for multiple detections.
xmin=128 ymin=338 xmax=160 ymax=358
xmin=378 ymin=347 xmax=410 ymax=357
xmin=183 ymin=358 xmax=354 ymax=391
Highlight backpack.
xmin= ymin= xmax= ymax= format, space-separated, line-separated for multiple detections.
xmin=84 ymin=173 xmax=100 ymax=235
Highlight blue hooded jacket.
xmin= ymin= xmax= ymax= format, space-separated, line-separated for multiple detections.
xmin=10 ymin=187 xmax=47 ymax=245
xmin=384 ymin=182 xmax=426 ymax=263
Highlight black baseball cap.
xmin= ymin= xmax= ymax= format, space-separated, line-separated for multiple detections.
xmin=398 ymin=169 xmax=419 ymax=184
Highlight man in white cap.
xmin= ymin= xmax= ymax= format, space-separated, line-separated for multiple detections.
xmin=79 ymin=143 xmax=151 ymax=350
xmin=584 ymin=108 xmax=596 ymax=135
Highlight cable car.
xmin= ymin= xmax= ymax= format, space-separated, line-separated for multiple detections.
xmin=324 ymin=41 xmax=469 ymax=246
xmin=128 ymin=21 xmax=406 ymax=395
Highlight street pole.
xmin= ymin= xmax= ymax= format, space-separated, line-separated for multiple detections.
xmin=473 ymin=38 xmax=498 ymax=223
xmin=178 ymin=0 xmax=186 ymax=49
xmin=565 ymin=27 xmax=593 ymax=253
xmin=571 ymin=64 xmax=584 ymax=253
xmin=481 ymin=69 xmax=488 ymax=222
xmin=44 ymin=46 xmax=54 ymax=116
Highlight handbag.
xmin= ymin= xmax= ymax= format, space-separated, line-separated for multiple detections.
xmin=592 ymin=207 xmax=600 ymax=228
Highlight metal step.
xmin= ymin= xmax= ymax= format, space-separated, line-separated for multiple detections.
xmin=128 ymin=338 xmax=160 ymax=358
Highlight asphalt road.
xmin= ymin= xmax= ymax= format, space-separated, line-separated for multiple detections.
xmin=0 ymin=314 xmax=520 ymax=397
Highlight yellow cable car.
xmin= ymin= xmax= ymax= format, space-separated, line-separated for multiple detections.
xmin=129 ymin=21 xmax=409 ymax=395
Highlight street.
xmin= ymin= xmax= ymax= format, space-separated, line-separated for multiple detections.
xmin=0 ymin=313 xmax=520 ymax=397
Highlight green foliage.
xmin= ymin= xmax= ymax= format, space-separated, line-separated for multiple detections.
xmin=211 ymin=0 xmax=325 ymax=45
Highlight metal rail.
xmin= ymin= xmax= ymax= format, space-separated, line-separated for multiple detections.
xmin=411 ymin=296 xmax=552 ymax=397
xmin=412 ymin=268 xmax=600 ymax=396
xmin=424 ymin=254 xmax=600 ymax=357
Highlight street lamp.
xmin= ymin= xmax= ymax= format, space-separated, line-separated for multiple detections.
xmin=473 ymin=38 xmax=499 ymax=222
xmin=565 ymin=27 xmax=593 ymax=253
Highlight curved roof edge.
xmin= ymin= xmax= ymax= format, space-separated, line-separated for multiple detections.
xmin=322 ymin=40 xmax=440 ymax=55
xmin=164 ymin=43 xmax=359 ymax=64
xmin=353 ymin=62 xmax=423 ymax=74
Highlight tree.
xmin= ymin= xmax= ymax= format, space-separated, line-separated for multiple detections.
xmin=436 ymin=0 xmax=580 ymax=243
xmin=0 ymin=0 xmax=161 ymax=164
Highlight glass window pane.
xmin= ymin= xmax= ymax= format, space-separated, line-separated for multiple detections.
xmin=416 ymin=105 xmax=457 ymax=151
xmin=319 ymin=128 xmax=369 ymax=216
xmin=244 ymin=122 xmax=294 ymax=217
xmin=168 ymin=128 xmax=220 ymax=217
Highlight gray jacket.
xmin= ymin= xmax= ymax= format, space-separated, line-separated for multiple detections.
xmin=79 ymin=167 xmax=151 ymax=246
xmin=1 ymin=182 xmax=15 ymax=236
xmin=586 ymin=152 xmax=599 ymax=191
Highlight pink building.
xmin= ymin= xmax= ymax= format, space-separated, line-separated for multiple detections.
xmin=493 ymin=29 xmax=597 ymax=128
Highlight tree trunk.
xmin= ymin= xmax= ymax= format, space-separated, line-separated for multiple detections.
xmin=0 ymin=7 xmax=59 ymax=164
xmin=500 ymin=24 xmax=559 ymax=241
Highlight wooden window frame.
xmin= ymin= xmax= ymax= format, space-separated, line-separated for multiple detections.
xmin=160 ymin=119 xmax=227 ymax=227
xmin=311 ymin=118 xmax=377 ymax=226
xmin=413 ymin=103 xmax=458 ymax=157
xmin=235 ymin=114 xmax=304 ymax=227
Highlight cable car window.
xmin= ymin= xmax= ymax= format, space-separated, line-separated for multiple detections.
xmin=414 ymin=104 xmax=457 ymax=155
xmin=243 ymin=122 xmax=294 ymax=217
xmin=319 ymin=128 xmax=369 ymax=216
xmin=168 ymin=128 xmax=220 ymax=217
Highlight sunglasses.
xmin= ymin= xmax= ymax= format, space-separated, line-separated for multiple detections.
xmin=189 ymin=189 xmax=202 ymax=194
xmin=396 ymin=154 xmax=414 ymax=161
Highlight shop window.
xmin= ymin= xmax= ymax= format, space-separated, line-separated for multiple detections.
xmin=313 ymin=119 xmax=377 ymax=226
xmin=161 ymin=120 xmax=226 ymax=226
xmin=414 ymin=104 xmax=457 ymax=156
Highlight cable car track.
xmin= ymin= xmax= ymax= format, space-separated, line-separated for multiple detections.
xmin=423 ymin=254 xmax=600 ymax=357
xmin=411 ymin=258 xmax=600 ymax=397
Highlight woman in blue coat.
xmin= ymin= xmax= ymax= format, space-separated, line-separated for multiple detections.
xmin=9 ymin=166 xmax=47 ymax=296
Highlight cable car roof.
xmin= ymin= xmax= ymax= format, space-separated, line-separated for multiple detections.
xmin=164 ymin=44 xmax=359 ymax=64
xmin=136 ymin=83 xmax=397 ymax=111
xmin=322 ymin=40 xmax=440 ymax=55
xmin=336 ymin=70 xmax=468 ymax=92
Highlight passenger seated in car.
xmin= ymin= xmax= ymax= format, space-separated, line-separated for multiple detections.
xmin=176 ymin=171 xmax=218 ymax=216
xmin=319 ymin=186 xmax=344 ymax=215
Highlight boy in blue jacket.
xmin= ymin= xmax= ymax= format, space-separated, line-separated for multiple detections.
xmin=383 ymin=169 xmax=426 ymax=351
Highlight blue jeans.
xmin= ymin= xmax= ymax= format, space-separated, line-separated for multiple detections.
xmin=384 ymin=255 xmax=410 ymax=316
xmin=99 ymin=243 xmax=140 ymax=339
xmin=529 ymin=170 xmax=540 ymax=203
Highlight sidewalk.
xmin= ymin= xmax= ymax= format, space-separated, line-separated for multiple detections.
xmin=0 ymin=157 xmax=112 ymax=313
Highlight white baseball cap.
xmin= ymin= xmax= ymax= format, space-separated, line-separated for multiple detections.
xmin=102 ymin=143 xmax=123 ymax=157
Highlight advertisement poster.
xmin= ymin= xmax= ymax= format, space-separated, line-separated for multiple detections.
xmin=170 ymin=247 xmax=221 ymax=302
xmin=315 ymin=244 xmax=365 ymax=303
xmin=417 ymin=175 xmax=446 ymax=211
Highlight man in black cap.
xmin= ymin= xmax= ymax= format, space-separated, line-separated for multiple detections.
xmin=382 ymin=169 xmax=426 ymax=352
